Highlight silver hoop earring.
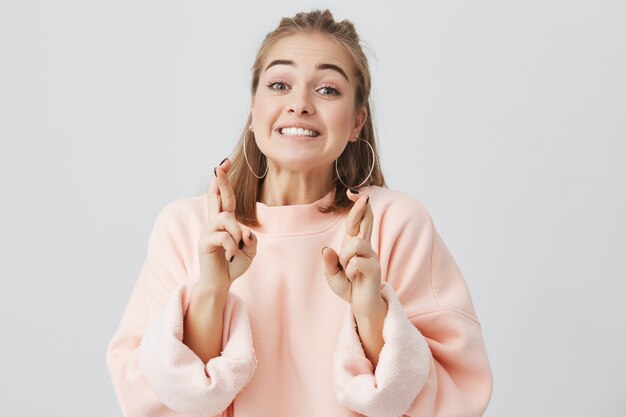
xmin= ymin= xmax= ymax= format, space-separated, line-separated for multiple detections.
xmin=243 ymin=126 xmax=268 ymax=179
xmin=335 ymin=137 xmax=376 ymax=189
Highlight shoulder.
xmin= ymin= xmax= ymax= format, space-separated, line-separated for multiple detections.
xmin=361 ymin=185 xmax=434 ymax=230
xmin=151 ymin=193 xmax=208 ymax=237
xmin=157 ymin=193 xmax=206 ymax=219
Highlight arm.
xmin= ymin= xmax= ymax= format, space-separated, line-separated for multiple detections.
xmin=106 ymin=200 xmax=257 ymax=417
xmin=353 ymin=296 xmax=387 ymax=370
xmin=183 ymin=283 xmax=228 ymax=364
xmin=333 ymin=196 xmax=493 ymax=417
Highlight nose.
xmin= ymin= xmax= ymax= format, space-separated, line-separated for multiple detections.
xmin=288 ymin=89 xmax=315 ymax=115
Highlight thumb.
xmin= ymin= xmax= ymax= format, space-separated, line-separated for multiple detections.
xmin=321 ymin=246 xmax=342 ymax=278
xmin=321 ymin=246 xmax=351 ymax=302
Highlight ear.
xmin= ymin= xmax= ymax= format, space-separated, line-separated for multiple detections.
xmin=351 ymin=105 xmax=367 ymax=141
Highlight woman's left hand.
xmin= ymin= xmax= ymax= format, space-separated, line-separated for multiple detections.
xmin=322 ymin=189 xmax=383 ymax=317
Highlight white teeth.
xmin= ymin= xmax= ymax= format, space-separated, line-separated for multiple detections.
xmin=279 ymin=127 xmax=319 ymax=137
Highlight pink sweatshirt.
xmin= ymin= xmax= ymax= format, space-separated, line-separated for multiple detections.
xmin=106 ymin=185 xmax=492 ymax=417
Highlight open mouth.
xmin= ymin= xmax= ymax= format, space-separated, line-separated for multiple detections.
xmin=276 ymin=127 xmax=321 ymax=138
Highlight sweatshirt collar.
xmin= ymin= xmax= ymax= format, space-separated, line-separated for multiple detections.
xmin=253 ymin=188 xmax=341 ymax=236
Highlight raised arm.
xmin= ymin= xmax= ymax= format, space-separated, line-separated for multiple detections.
xmin=106 ymin=195 xmax=257 ymax=417
xmin=333 ymin=193 xmax=493 ymax=417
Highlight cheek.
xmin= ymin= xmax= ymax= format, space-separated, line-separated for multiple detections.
xmin=252 ymin=97 xmax=276 ymax=126
xmin=254 ymin=94 xmax=278 ymax=115
xmin=326 ymin=107 xmax=354 ymax=134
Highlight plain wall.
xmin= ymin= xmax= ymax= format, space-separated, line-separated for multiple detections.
xmin=1 ymin=0 xmax=624 ymax=415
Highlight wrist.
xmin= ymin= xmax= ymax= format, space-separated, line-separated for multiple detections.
xmin=191 ymin=281 xmax=230 ymax=303
xmin=353 ymin=295 xmax=387 ymax=322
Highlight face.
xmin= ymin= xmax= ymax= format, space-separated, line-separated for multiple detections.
xmin=250 ymin=33 xmax=367 ymax=173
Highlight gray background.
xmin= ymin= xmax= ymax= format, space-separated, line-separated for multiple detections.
xmin=1 ymin=0 xmax=624 ymax=416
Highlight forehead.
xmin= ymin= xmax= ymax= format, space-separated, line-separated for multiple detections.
xmin=262 ymin=33 xmax=355 ymax=77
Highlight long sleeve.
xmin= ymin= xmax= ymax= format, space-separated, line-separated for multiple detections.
xmin=332 ymin=193 xmax=493 ymax=417
xmin=333 ymin=282 xmax=432 ymax=417
xmin=106 ymin=199 xmax=257 ymax=417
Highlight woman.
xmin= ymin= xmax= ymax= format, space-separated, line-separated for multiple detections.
xmin=107 ymin=9 xmax=492 ymax=417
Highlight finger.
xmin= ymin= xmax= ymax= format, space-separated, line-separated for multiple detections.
xmin=204 ymin=211 xmax=244 ymax=261
xmin=358 ymin=196 xmax=373 ymax=241
xmin=344 ymin=252 xmax=378 ymax=279
xmin=200 ymin=230 xmax=238 ymax=262
xmin=207 ymin=178 xmax=220 ymax=218
xmin=215 ymin=163 xmax=237 ymax=213
xmin=338 ymin=236 xmax=376 ymax=271
xmin=240 ymin=227 xmax=258 ymax=258
xmin=217 ymin=231 xmax=239 ymax=262
xmin=208 ymin=158 xmax=229 ymax=217
xmin=346 ymin=188 xmax=372 ymax=241
xmin=344 ymin=189 xmax=369 ymax=237
xmin=344 ymin=255 xmax=363 ymax=283
xmin=213 ymin=211 xmax=244 ymax=251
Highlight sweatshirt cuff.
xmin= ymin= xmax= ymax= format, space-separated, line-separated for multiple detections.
xmin=333 ymin=282 xmax=431 ymax=417
xmin=139 ymin=283 xmax=257 ymax=417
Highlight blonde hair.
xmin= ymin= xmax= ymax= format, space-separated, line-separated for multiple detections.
xmin=213 ymin=9 xmax=387 ymax=227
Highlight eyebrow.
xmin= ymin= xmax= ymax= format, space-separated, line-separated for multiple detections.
xmin=264 ymin=59 xmax=350 ymax=82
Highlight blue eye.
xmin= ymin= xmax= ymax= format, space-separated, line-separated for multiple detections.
xmin=318 ymin=86 xmax=341 ymax=96
xmin=266 ymin=81 xmax=341 ymax=96
xmin=267 ymin=82 xmax=288 ymax=91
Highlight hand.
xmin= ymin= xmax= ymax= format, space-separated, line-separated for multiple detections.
xmin=321 ymin=189 xmax=383 ymax=317
xmin=196 ymin=158 xmax=258 ymax=295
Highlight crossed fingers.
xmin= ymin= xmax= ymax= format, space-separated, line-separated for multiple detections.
xmin=208 ymin=158 xmax=236 ymax=216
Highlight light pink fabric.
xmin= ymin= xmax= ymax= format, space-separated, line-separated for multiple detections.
xmin=106 ymin=186 xmax=493 ymax=416
xmin=139 ymin=284 xmax=256 ymax=417
xmin=334 ymin=282 xmax=431 ymax=417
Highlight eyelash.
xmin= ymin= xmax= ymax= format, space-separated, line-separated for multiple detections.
xmin=266 ymin=80 xmax=342 ymax=96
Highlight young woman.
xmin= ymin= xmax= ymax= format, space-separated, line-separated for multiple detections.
xmin=107 ymin=9 xmax=492 ymax=417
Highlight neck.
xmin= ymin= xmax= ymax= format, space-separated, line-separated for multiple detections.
xmin=258 ymin=165 xmax=334 ymax=206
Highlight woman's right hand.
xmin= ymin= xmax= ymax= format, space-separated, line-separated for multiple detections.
xmin=197 ymin=158 xmax=258 ymax=295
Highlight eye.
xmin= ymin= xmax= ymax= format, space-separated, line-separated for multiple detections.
xmin=267 ymin=81 xmax=289 ymax=92
xmin=317 ymin=85 xmax=341 ymax=96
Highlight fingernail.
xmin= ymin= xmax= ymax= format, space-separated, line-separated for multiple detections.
xmin=239 ymin=239 xmax=244 ymax=249
xmin=219 ymin=157 xmax=228 ymax=166
xmin=249 ymin=230 xmax=255 ymax=240
xmin=230 ymin=255 xmax=235 ymax=262
xmin=213 ymin=167 xmax=217 ymax=177
xmin=349 ymin=188 xmax=359 ymax=194
xmin=321 ymin=246 xmax=327 ymax=255
xmin=337 ymin=262 xmax=344 ymax=271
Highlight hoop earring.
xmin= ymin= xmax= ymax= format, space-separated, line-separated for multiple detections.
xmin=243 ymin=125 xmax=268 ymax=179
xmin=335 ymin=138 xmax=376 ymax=189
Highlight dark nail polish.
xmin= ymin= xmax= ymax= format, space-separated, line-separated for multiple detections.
xmin=213 ymin=167 xmax=217 ymax=177
xmin=230 ymin=255 xmax=235 ymax=262
xmin=337 ymin=262 xmax=343 ymax=271
xmin=239 ymin=239 xmax=244 ymax=249
xmin=219 ymin=157 xmax=228 ymax=166
xmin=349 ymin=188 xmax=359 ymax=194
